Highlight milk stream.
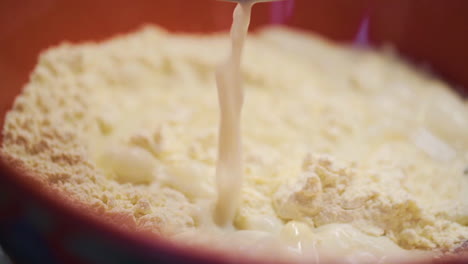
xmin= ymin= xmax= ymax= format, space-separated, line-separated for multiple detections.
xmin=214 ymin=1 xmax=254 ymax=227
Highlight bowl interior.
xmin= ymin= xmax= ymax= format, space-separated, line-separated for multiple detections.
xmin=0 ymin=0 xmax=467 ymax=262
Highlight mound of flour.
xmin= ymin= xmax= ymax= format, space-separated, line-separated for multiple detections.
xmin=2 ymin=26 xmax=467 ymax=260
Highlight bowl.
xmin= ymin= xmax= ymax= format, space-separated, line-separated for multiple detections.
xmin=0 ymin=0 xmax=467 ymax=263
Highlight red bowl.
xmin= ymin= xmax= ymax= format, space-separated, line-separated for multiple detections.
xmin=0 ymin=0 xmax=467 ymax=263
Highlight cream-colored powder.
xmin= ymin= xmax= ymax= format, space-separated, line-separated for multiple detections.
xmin=2 ymin=26 xmax=467 ymax=262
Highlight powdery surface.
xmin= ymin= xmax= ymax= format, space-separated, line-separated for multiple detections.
xmin=2 ymin=26 xmax=467 ymax=258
